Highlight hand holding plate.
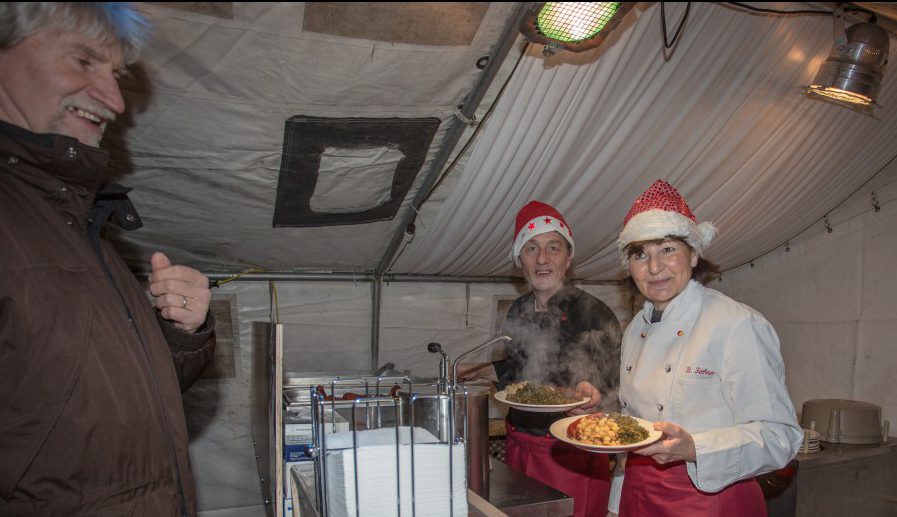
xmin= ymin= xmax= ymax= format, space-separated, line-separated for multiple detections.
xmin=568 ymin=380 xmax=601 ymax=415
xmin=631 ymin=421 xmax=696 ymax=463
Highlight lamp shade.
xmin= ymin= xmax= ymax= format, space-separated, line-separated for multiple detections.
xmin=807 ymin=21 xmax=890 ymax=108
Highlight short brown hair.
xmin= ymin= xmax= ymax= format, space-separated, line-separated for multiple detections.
xmin=624 ymin=236 xmax=721 ymax=289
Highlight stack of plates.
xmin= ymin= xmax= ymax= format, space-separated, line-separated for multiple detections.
xmin=324 ymin=426 xmax=467 ymax=517
xmin=800 ymin=428 xmax=821 ymax=453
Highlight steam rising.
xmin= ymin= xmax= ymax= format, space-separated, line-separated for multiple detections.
xmin=500 ymin=294 xmax=622 ymax=412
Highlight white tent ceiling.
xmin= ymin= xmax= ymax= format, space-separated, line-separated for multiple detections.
xmin=111 ymin=2 xmax=897 ymax=281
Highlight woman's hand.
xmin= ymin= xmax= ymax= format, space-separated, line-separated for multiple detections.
xmin=568 ymin=381 xmax=601 ymax=415
xmin=632 ymin=421 xmax=696 ymax=463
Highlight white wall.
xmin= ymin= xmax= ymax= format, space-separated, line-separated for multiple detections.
xmin=715 ymin=158 xmax=897 ymax=429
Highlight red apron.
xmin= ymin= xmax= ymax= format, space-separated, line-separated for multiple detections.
xmin=504 ymin=422 xmax=610 ymax=517
xmin=619 ymin=454 xmax=766 ymax=517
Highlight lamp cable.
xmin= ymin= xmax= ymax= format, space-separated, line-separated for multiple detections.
xmin=661 ymin=2 xmax=691 ymax=49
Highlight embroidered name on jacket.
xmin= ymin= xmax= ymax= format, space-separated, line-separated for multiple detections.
xmin=684 ymin=366 xmax=716 ymax=376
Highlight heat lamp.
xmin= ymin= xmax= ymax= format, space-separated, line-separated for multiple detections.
xmin=804 ymin=6 xmax=890 ymax=112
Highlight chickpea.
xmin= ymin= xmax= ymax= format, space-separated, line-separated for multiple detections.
xmin=573 ymin=414 xmax=642 ymax=446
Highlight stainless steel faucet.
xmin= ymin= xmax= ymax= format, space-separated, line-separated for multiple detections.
xmin=427 ymin=342 xmax=450 ymax=393
xmin=451 ymin=335 xmax=512 ymax=387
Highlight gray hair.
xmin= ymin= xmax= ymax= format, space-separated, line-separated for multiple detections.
xmin=0 ymin=3 xmax=149 ymax=64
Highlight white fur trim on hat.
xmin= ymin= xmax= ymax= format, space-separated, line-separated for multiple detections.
xmin=509 ymin=217 xmax=575 ymax=268
xmin=616 ymin=209 xmax=716 ymax=270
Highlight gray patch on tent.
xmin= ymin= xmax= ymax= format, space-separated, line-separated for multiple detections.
xmin=302 ymin=2 xmax=488 ymax=46
xmin=147 ymin=2 xmax=234 ymax=19
xmin=273 ymin=116 xmax=440 ymax=227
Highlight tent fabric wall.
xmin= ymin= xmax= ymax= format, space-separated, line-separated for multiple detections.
xmin=717 ymin=157 xmax=897 ymax=427
xmin=111 ymin=2 xmax=521 ymax=272
xmin=212 ymin=279 xmax=635 ymax=377
xmin=104 ymin=3 xmax=897 ymax=280
xmin=395 ymin=2 xmax=897 ymax=280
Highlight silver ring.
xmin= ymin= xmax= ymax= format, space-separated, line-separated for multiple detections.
xmin=181 ymin=296 xmax=188 ymax=309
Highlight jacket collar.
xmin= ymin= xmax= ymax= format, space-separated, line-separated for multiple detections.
xmin=0 ymin=119 xmax=110 ymax=192
xmin=641 ymin=278 xmax=702 ymax=324
xmin=1 ymin=120 xmax=141 ymax=231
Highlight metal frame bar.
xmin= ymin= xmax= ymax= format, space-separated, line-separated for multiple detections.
xmin=374 ymin=2 xmax=534 ymax=278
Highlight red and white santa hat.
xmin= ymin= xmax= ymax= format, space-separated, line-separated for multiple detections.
xmin=509 ymin=200 xmax=575 ymax=268
xmin=617 ymin=180 xmax=716 ymax=270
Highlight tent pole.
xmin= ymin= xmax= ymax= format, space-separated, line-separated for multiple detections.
xmin=205 ymin=271 xmax=621 ymax=285
xmin=373 ymin=2 xmax=533 ymax=278
xmin=371 ymin=276 xmax=382 ymax=370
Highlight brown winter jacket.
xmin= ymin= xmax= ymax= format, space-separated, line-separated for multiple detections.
xmin=0 ymin=121 xmax=215 ymax=516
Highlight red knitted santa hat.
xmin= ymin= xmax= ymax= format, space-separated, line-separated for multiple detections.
xmin=616 ymin=180 xmax=716 ymax=270
xmin=509 ymin=201 xmax=575 ymax=268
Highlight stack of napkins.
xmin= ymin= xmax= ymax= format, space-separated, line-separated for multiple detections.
xmin=323 ymin=426 xmax=467 ymax=517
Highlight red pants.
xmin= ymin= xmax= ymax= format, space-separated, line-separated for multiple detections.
xmin=619 ymin=454 xmax=766 ymax=516
xmin=504 ymin=423 xmax=610 ymax=517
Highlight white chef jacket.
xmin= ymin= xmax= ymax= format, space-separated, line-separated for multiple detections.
xmin=608 ymin=279 xmax=802 ymax=512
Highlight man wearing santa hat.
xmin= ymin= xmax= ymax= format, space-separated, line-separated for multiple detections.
xmin=609 ymin=180 xmax=802 ymax=516
xmin=462 ymin=200 xmax=622 ymax=517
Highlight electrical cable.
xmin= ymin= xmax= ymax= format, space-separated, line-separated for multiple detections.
xmin=209 ymin=267 xmax=265 ymax=288
xmin=726 ymin=149 xmax=897 ymax=273
xmin=662 ymin=2 xmax=691 ymax=49
xmin=383 ymin=42 xmax=533 ymax=275
xmin=269 ymin=280 xmax=280 ymax=324
xmin=723 ymin=2 xmax=864 ymax=17
xmin=420 ymin=41 xmax=532 ymax=205
xmin=382 ymin=43 xmax=531 ymax=276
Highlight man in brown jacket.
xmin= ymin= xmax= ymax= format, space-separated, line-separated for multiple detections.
xmin=0 ymin=3 xmax=215 ymax=516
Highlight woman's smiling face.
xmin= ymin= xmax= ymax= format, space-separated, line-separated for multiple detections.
xmin=628 ymin=238 xmax=697 ymax=311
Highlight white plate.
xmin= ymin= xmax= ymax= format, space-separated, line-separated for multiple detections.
xmin=493 ymin=390 xmax=590 ymax=413
xmin=549 ymin=415 xmax=662 ymax=453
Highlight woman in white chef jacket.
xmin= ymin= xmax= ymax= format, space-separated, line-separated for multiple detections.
xmin=607 ymin=180 xmax=803 ymax=516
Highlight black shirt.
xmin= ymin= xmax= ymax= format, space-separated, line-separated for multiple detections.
xmin=493 ymin=284 xmax=622 ymax=434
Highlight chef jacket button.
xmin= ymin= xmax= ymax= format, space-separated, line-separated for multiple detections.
xmin=625 ymin=365 xmax=632 ymax=372
xmin=657 ymin=404 xmax=664 ymax=412
xmin=640 ymin=332 xmax=646 ymax=338
xmin=621 ymin=401 xmax=628 ymax=408
xmin=8 ymin=155 xmax=18 ymax=164
xmin=664 ymin=365 xmax=671 ymax=373
xmin=66 ymin=146 xmax=78 ymax=158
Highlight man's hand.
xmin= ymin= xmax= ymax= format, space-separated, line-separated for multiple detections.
xmin=568 ymin=380 xmax=601 ymax=415
xmin=149 ymin=252 xmax=211 ymax=333
xmin=456 ymin=363 xmax=498 ymax=382
xmin=632 ymin=421 xmax=696 ymax=463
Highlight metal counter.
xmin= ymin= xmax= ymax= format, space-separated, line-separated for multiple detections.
xmin=762 ymin=437 xmax=897 ymax=517
xmin=794 ymin=436 xmax=896 ymax=469
xmin=290 ymin=458 xmax=573 ymax=517
xmin=478 ymin=460 xmax=573 ymax=516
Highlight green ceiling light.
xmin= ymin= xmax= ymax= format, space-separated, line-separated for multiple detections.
xmin=804 ymin=7 xmax=890 ymax=113
xmin=521 ymin=2 xmax=635 ymax=56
